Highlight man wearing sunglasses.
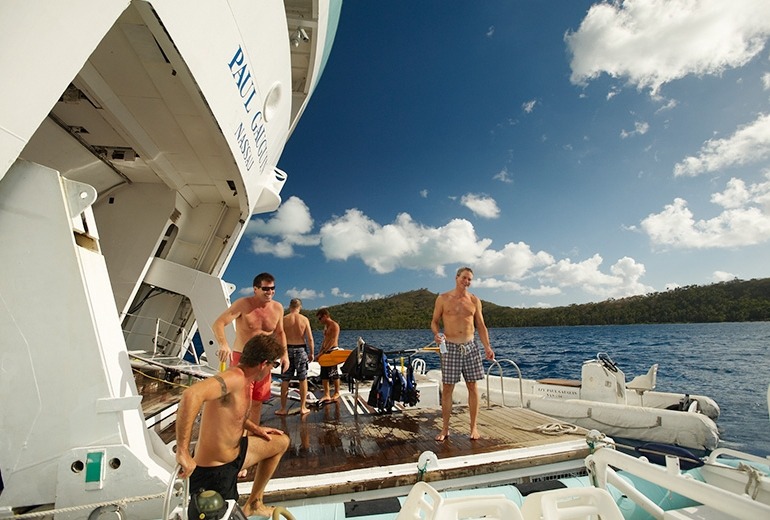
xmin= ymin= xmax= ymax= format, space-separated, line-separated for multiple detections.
xmin=176 ymin=334 xmax=289 ymax=518
xmin=213 ymin=272 xmax=289 ymax=426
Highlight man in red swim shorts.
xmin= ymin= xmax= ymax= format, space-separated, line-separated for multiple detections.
xmin=213 ymin=272 xmax=288 ymax=426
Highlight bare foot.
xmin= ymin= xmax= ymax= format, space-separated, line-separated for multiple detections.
xmin=237 ymin=469 xmax=248 ymax=479
xmin=300 ymin=407 xmax=310 ymax=415
xmin=470 ymin=428 xmax=480 ymax=440
xmin=275 ymin=409 xmax=288 ymax=416
xmin=242 ymin=499 xmax=275 ymax=518
xmin=435 ymin=432 xmax=450 ymax=442
xmin=330 ymin=393 xmax=340 ymax=402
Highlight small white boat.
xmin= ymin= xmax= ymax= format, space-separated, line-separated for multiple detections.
xmin=427 ymin=353 xmax=720 ymax=450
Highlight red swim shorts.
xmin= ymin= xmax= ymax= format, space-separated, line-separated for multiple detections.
xmin=231 ymin=351 xmax=272 ymax=401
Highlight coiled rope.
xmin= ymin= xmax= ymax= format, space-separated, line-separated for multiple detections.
xmin=535 ymin=422 xmax=581 ymax=435
xmin=738 ymin=462 xmax=765 ymax=500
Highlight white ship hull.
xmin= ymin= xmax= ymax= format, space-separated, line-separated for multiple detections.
xmin=0 ymin=1 xmax=341 ymax=517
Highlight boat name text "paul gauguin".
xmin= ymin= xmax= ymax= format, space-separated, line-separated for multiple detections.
xmin=533 ymin=385 xmax=580 ymax=399
xmin=229 ymin=46 xmax=268 ymax=174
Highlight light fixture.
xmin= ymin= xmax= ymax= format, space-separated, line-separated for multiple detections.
xmin=290 ymin=28 xmax=309 ymax=48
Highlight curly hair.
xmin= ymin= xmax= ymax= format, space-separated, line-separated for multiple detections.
xmin=239 ymin=334 xmax=284 ymax=367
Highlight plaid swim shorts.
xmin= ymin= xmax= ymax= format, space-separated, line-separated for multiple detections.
xmin=281 ymin=345 xmax=309 ymax=381
xmin=441 ymin=339 xmax=484 ymax=385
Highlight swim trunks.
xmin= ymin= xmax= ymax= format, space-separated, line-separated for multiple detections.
xmin=281 ymin=345 xmax=309 ymax=381
xmin=232 ymin=351 xmax=272 ymax=401
xmin=188 ymin=436 xmax=248 ymax=501
xmin=319 ymin=348 xmax=340 ymax=380
xmin=441 ymin=339 xmax=484 ymax=385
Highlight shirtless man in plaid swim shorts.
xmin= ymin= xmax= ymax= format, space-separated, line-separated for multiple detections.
xmin=431 ymin=267 xmax=495 ymax=441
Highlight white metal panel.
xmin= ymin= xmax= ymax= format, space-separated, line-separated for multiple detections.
xmin=0 ymin=0 xmax=129 ymax=180
xmin=0 ymin=160 xmax=170 ymax=509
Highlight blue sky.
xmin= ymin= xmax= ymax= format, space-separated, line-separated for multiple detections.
xmin=225 ymin=0 xmax=770 ymax=310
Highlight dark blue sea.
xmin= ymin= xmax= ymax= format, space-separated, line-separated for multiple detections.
xmin=319 ymin=322 xmax=770 ymax=456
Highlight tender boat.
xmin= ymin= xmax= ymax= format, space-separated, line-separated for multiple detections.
xmin=428 ymin=352 xmax=720 ymax=451
xmin=0 ymin=1 xmax=342 ymax=518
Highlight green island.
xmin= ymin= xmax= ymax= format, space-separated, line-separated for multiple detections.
xmin=305 ymin=278 xmax=770 ymax=330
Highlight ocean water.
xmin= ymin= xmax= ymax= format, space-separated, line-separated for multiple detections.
xmin=321 ymin=322 xmax=770 ymax=456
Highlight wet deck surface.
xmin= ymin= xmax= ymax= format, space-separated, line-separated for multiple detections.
xmin=136 ymin=368 xmax=590 ymax=495
xmin=257 ymin=395 xmax=588 ymax=481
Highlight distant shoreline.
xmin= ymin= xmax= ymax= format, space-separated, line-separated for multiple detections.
xmin=302 ymin=278 xmax=770 ymax=330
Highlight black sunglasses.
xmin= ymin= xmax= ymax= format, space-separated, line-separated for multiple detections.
xmin=259 ymin=286 xmax=276 ymax=292
xmin=272 ymin=360 xmax=280 ymax=368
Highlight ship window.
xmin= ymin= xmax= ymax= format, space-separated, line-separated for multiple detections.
xmin=155 ymin=223 xmax=178 ymax=259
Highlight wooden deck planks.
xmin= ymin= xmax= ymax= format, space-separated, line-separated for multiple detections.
xmin=135 ymin=371 xmax=590 ymax=502
xmin=256 ymin=397 xmax=589 ymax=479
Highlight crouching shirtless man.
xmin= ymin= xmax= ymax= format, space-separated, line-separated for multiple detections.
xmin=176 ymin=334 xmax=289 ymax=518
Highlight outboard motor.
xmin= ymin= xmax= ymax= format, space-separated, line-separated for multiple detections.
xmin=580 ymin=353 xmax=627 ymax=404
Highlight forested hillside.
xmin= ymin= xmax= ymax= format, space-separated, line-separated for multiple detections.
xmin=304 ymin=278 xmax=770 ymax=330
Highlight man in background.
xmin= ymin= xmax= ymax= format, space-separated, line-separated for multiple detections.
xmin=316 ymin=308 xmax=341 ymax=404
xmin=277 ymin=298 xmax=314 ymax=415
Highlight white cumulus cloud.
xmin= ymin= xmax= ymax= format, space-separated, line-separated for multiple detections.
xmin=286 ymin=287 xmax=324 ymax=300
xmin=331 ymin=287 xmax=352 ymax=298
xmin=713 ymin=270 xmax=737 ymax=281
xmin=247 ymin=196 xmax=314 ymax=235
xmin=319 ymin=210 xmax=491 ymax=274
xmin=245 ymin=196 xmax=319 ymax=258
xmin=673 ymin=113 xmax=770 ymax=176
xmin=247 ymin=196 xmax=658 ymax=302
xmin=566 ymin=0 xmax=770 ymax=95
xmin=641 ymin=174 xmax=770 ymax=248
xmin=540 ymin=254 xmax=653 ymax=299
xmin=460 ymin=193 xmax=501 ymax=219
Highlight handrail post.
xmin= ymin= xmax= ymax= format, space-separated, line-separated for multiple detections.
xmin=485 ymin=360 xmax=501 ymax=409
xmin=153 ymin=318 xmax=160 ymax=356
xmin=484 ymin=359 xmax=524 ymax=408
